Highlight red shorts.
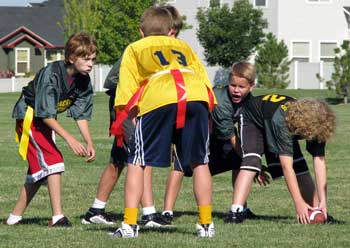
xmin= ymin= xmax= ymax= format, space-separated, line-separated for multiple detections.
xmin=16 ymin=119 xmax=64 ymax=184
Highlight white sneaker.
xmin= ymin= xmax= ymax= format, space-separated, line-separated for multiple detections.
xmin=108 ymin=222 xmax=139 ymax=238
xmin=196 ymin=222 xmax=215 ymax=238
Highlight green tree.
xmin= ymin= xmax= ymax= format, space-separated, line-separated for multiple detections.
xmin=63 ymin=0 xmax=157 ymax=64
xmin=319 ymin=41 xmax=350 ymax=104
xmin=196 ymin=0 xmax=267 ymax=68
xmin=255 ymin=33 xmax=291 ymax=89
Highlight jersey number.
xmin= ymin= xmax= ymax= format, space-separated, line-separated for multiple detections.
xmin=154 ymin=50 xmax=188 ymax=66
xmin=262 ymin=94 xmax=286 ymax=103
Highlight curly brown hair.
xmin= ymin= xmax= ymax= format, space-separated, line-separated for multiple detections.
xmin=285 ymin=98 xmax=336 ymax=142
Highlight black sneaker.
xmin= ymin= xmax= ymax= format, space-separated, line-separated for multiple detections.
xmin=243 ymin=208 xmax=259 ymax=219
xmin=224 ymin=210 xmax=245 ymax=224
xmin=81 ymin=208 xmax=114 ymax=225
xmin=161 ymin=212 xmax=174 ymax=224
xmin=140 ymin=213 xmax=173 ymax=227
xmin=49 ymin=216 xmax=72 ymax=227
xmin=326 ymin=214 xmax=344 ymax=224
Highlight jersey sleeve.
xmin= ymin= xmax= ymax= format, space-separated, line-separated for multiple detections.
xmin=211 ymin=103 xmax=235 ymax=140
xmin=306 ymin=140 xmax=326 ymax=157
xmin=269 ymin=108 xmax=294 ymax=156
xmin=115 ymin=46 xmax=142 ymax=108
xmin=104 ymin=57 xmax=122 ymax=92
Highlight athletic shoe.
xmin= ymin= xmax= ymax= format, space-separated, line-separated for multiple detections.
xmin=81 ymin=208 xmax=114 ymax=225
xmin=224 ymin=210 xmax=245 ymax=224
xmin=48 ymin=216 xmax=72 ymax=227
xmin=108 ymin=222 xmax=139 ymax=238
xmin=195 ymin=222 xmax=215 ymax=238
xmin=140 ymin=213 xmax=172 ymax=227
xmin=161 ymin=212 xmax=174 ymax=224
xmin=243 ymin=208 xmax=259 ymax=219
xmin=326 ymin=214 xmax=344 ymax=224
xmin=3 ymin=219 xmax=21 ymax=225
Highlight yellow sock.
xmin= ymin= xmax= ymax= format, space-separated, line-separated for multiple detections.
xmin=124 ymin=208 xmax=138 ymax=225
xmin=198 ymin=205 xmax=212 ymax=224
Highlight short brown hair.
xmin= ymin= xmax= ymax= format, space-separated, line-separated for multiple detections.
xmin=285 ymin=98 xmax=336 ymax=142
xmin=230 ymin=62 xmax=256 ymax=84
xmin=140 ymin=6 xmax=173 ymax=37
xmin=164 ymin=5 xmax=183 ymax=37
xmin=64 ymin=32 xmax=97 ymax=65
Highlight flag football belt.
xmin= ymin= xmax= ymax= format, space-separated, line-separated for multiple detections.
xmin=17 ymin=105 xmax=34 ymax=160
xmin=110 ymin=68 xmax=215 ymax=147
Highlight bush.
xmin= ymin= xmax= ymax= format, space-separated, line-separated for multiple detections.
xmin=0 ymin=69 xmax=14 ymax=78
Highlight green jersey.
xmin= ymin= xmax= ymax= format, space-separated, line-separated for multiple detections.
xmin=12 ymin=60 xmax=93 ymax=121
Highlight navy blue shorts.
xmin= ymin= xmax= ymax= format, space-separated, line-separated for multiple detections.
xmin=128 ymin=102 xmax=210 ymax=170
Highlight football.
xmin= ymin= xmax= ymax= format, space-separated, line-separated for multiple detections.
xmin=308 ymin=209 xmax=326 ymax=224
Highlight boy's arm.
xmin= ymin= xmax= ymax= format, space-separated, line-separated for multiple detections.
xmin=313 ymin=156 xmax=327 ymax=216
xmin=279 ymin=154 xmax=312 ymax=224
xmin=42 ymin=118 xmax=88 ymax=158
xmin=76 ymin=119 xmax=96 ymax=162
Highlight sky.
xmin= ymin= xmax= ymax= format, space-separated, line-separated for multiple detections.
xmin=0 ymin=0 xmax=46 ymax=6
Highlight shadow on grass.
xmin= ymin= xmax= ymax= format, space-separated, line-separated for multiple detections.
xmin=325 ymin=97 xmax=347 ymax=105
xmin=9 ymin=217 xmax=51 ymax=226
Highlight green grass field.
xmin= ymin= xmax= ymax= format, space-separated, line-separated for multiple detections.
xmin=0 ymin=90 xmax=349 ymax=248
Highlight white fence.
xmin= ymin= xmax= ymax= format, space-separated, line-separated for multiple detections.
xmin=0 ymin=62 xmax=334 ymax=93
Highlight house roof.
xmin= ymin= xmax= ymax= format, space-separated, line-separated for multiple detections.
xmin=0 ymin=0 xmax=64 ymax=48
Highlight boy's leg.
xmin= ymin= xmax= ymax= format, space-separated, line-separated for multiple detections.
xmin=109 ymin=164 xmax=143 ymax=238
xmin=163 ymin=170 xmax=184 ymax=211
xmin=193 ymin=164 xmax=214 ymax=237
xmin=82 ymin=162 xmax=123 ymax=224
xmin=6 ymin=183 xmax=41 ymax=225
xmin=47 ymin=173 xmax=71 ymax=227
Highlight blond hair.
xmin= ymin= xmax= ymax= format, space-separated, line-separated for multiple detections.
xmin=230 ymin=62 xmax=256 ymax=85
xmin=285 ymin=98 xmax=336 ymax=142
xmin=64 ymin=32 xmax=97 ymax=65
xmin=140 ymin=6 xmax=173 ymax=37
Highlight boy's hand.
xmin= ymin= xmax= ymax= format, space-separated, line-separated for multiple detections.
xmin=254 ymin=165 xmax=270 ymax=186
xmin=67 ymin=136 xmax=88 ymax=157
xmin=85 ymin=143 xmax=96 ymax=162
xmin=295 ymin=201 xmax=312 ymax=224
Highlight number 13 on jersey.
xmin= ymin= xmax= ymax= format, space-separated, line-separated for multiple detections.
xmin=154 ymin=50 xmax=188 ymax=66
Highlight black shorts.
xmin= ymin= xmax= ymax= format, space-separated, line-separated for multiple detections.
xmin=173 ymin=139 xmax=242 ymax=177
xmin=240 ymin=116 xmax=309 ymax=179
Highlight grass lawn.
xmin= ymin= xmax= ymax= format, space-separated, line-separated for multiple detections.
xmin=0 ymin=90 xmax=349 ymax=248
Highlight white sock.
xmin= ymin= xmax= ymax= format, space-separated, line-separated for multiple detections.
xmin=6 ymin=213 xmax=22 ymax=225
xmin=92 ymin=198 xmax=106 ymax=209
xmin=142 ymin=206 xmax=156 ymax=216
xmin=231 ymin=204 xmax=244 ymax=213
xmin=162 ymin=210 xmax=173 ymax=216
xmin=52 ymin=214 xmax=64 ymax=224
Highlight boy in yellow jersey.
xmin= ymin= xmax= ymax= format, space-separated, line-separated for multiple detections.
xmin=82 ymin=5 xmax=183 ymax=227
xmin=109 ymin=6 xmax=216 ymax=238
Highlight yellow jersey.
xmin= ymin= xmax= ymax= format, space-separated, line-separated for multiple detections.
xmin=115 ymin=36 xmax=216 ymax=115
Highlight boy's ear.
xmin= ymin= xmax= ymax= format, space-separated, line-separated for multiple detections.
xmin=168 ymin=28 xmax=176 ymax=38
xmin=139 ymin=28 xmax=145 ymax=38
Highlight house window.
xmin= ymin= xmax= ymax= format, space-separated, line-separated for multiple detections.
xmin=45 ymin=49 xmax=64 ymax=65
xmin=292 ymin=41 xmax=310 ymax=62
xmin=15 ymin=48 xmax=30 ymax=75
xmin=306 ymin=0 xmax=332 ymax=4
xmin=320 ymin=42 xmax=337 ymax=62
xmin=254 ymin=0 xmax=267 ymax=7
